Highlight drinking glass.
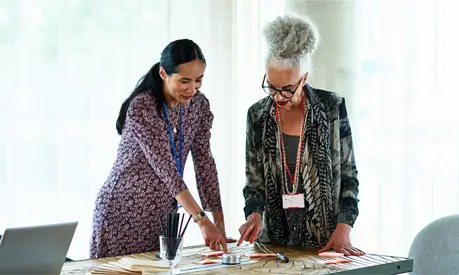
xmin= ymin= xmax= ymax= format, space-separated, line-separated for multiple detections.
xmin=159 ymin=236 xmax=184 ymax=274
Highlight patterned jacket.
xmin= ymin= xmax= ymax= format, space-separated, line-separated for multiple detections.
xmin=243 ymin=84 xmax=360 ymax=247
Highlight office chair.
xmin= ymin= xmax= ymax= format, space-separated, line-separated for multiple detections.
xmin=408 ymin=214 xmax=459 ymax=274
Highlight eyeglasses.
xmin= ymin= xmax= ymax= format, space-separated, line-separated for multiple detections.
xmin=261 ymin=74 xmax=303 ymax=99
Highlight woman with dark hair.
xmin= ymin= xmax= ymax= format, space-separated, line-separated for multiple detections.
xmin=90 ymin=39 xmax=229 ymax=258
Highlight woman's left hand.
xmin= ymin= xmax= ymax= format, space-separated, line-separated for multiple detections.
xmin=317 ymin=223 xmax=365 ymax=256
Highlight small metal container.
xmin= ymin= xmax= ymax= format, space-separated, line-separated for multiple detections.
xmin=222 ymin=253 xmax=241 ymax=265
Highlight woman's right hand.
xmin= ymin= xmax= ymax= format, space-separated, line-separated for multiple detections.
xmin=198 ymin=218 xmax=228 ymax=253
xmin=237 ymin=212 xmax=262 ymax=246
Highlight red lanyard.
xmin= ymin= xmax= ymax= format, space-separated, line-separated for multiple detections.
xmin=275 ymin=96 xmax=306 ymax=194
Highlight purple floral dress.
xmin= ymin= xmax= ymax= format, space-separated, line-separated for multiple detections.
xmin=89 ymin=91 xmax=222 ymax=258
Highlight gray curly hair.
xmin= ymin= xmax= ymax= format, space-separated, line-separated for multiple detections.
xmin=263 ymin=14 xmax=319 ymax=74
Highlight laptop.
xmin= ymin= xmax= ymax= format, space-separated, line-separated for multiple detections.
xmin=0 ymin=221 xmax=78 ymax=274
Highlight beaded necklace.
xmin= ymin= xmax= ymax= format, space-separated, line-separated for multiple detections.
xmin=275 ymin=96 xmax=306 ymax=195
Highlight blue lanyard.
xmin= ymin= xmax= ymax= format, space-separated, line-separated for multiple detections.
xmin=163 ymin=103 xmax=183 ymax=177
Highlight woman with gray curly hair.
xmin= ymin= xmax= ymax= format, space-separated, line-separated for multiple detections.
xmin=237 ymin=14 xmax=364 ymax=256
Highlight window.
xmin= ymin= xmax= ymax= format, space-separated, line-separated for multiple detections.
xmin=0 ymin=0 xmax=285 ymax=259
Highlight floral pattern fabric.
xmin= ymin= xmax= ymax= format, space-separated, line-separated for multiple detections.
xmin=89 ymin=91 xmax=222 ymax=258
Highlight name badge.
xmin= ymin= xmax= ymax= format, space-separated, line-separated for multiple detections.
xmin=282 ymin=193 xmax=305 ymax=209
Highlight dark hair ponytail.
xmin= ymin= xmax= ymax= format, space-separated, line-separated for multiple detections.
xmin=115 ymin=39 xmax=206 ymax=135
xmin=115 ymin=62 xmax=164 ymax=135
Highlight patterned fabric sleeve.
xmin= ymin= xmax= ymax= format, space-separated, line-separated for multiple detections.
xmin=126 ymin=94 xmax=188 ymax=198
xmin=243 ymin=108 xmax=266 ymax=219
xmin=191 ymin=95 xmax=223 ymax=212
xmin=337 ymin=98 xmax=360 ymax=227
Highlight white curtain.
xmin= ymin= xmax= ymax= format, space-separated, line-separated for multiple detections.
xmin=0 ymin=0 xmax=285 ymax=259
xmin=2 ymin=0 xmax=458 ymax=261
xmin=350 ymin=0 xmax=459 ymax=257
xmin=287 ymin=0 xmax=459 ymax=257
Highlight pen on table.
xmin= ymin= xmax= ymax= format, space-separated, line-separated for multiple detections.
xmin=277 ymin=252 xmax=289 ymax=263
xmin=255 ymin=241 xmax=289 ymax=263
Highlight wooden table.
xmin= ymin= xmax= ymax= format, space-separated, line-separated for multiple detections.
xmin=61 ymin=243 xmax=413 ymax=274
